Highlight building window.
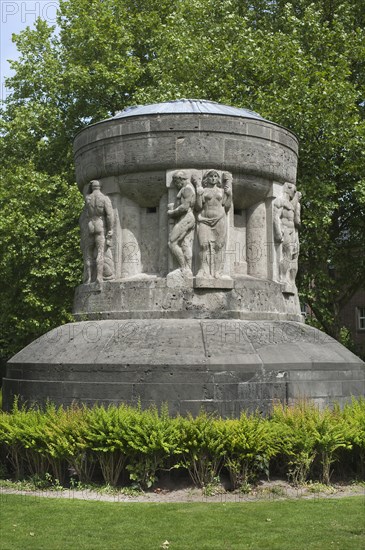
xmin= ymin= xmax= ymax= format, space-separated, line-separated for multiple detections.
xmin=357 ymin=307 xmax=365 ymax=330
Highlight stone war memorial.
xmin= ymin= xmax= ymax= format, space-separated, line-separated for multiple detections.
xmin=3 ymin=100 xmax=364 ymax=415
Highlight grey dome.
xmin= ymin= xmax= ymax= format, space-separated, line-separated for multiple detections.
xmin=113 ymin=99 xmax=265 ymax=120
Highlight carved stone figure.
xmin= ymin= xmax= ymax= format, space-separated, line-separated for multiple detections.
xmin=273 ymin=182 xmax=301 ymax=293
xmin=195 ymin=170 xmax=232 ymax=278
xmin=82 ymin=180 xmax=115 ymax=284
xmin=167 ymin=171 xmax=196 ymax=274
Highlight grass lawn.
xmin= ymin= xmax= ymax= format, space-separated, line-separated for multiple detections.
xmin=0 ymin=494 xmax=364 ymax=549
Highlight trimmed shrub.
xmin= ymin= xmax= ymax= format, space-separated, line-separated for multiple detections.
xmin=124 ymin=405 xmax=181 ymax=489
xmin=177 ymin=412 xmax=227 ymax=488
xmin=271 ymin=401 xmax=352 ymax=485
xmin=224 ymin=413 xmax=280 ymax=489
xmin=0 ymin=398 xmax=363 ymax=488
xmin=311 ymin=407 xmax=352 ymax=484
xmin=0 ymin=401 xmax=27 ymax=480
xmin=342 ymin=397 xmax=365 ymax=479
xmin=82 ymin=404 xmax=132 ymax=486
xmin=271 ymin=402 xmax=318 ymax=485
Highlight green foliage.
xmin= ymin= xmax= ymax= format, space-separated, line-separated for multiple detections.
xmin=271 ymin=402 xmax=319 ymax=485
xmin=338 ymin=326 xmax=356 ymax=353
xmin=59 ymin=405 xmax=97 ymax=484
xmin=342 ymin=397 xmax=365 ymax=478
xmin=0 ymin=401 xmax=78 ymax=483
xmin=271 ymin=401 xmax=352 ymax=484
xmin=224 ymin=413 xmax=279 ymax=489
xmin=311 ymin=407 xmax=352 ymax=484
xmin=0 ymin=164 xmax=83 ymax=362
xmin=82 ymin=404 xmax=131 ymax=486
xmin=0 ymin=401 xmax=27 ymax=479
xmin=135 ymin=0 xmax=365 ymax=340
xmin=0 ymin=400 xmax=363 ymax=489
xmin=177 ymin=412 xmax=227 ymax=487
xmin=124 ymin=405 xmax=181 ymax=489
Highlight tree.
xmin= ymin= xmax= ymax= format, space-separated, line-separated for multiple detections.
xmin=1 ymin=0 xmax=364 ymax=365
xmin=0 ymin=165 xmax=83 ymax=365
xmin=131 ymin=0 xmax=365 ymax=339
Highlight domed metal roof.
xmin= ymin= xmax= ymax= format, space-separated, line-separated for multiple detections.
xmin=113 ymin=99 xmax=265 ymax=120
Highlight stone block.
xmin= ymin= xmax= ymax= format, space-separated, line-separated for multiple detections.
xmin=287 ymin=380 xmax=343 ymax=400
xmin=342 ymin=379 xmax=365 ymax=397
xmin=194 ymin=277 xmax=234 ymax=289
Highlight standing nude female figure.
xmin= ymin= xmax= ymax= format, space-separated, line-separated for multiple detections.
xmin=195 ymin=170 xmax=232 ymax=278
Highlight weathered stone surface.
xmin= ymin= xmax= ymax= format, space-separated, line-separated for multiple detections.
xmin=3 ymin=320 xmax=364 ymax=414
xmin=74 ymin=112 xmax=299 ymax=193
xmin=72 ymin=278 xmax=302 ymax=321
xmin=273 ymin=182 xmax=301 ymax=294
xmin=194 ymin=170 xmax=232 ymax=280
xmin=167 ymin=170 xmax=196 ymax=274
xmin=80 ymin=180 xmax=115 ymax=284
xmin=194 ymin=277 xmax=234 ymax=289
xmin=4 ymin=100 xmax=364 ymax=413
xmin=75 ymin=101 xmax=302 ymax=306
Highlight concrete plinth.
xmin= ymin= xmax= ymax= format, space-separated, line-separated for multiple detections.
xmin=73 ymin=277 xmax=303 ymax=322
xmin=3 ymin=320 xmax=364 ymax=415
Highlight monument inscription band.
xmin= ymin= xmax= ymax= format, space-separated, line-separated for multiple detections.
xmin=3 ymin=100 xmax=364 ymax=414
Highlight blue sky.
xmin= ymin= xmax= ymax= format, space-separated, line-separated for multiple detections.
xmin=1 ymin=1 xmax=59 ymax=100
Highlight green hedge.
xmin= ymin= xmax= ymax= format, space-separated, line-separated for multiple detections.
xmin=0 ymin=399 xmax=364 ymax=489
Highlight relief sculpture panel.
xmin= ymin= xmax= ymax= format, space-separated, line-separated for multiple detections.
xmin=273 ymin=182 xmax=301 ymax=294
xmin=195 ymin=170 xmax=232 ymax=281
xmin=80 ymin=180 xmax=115 ymax=284
xmin=167 ymin=169 xmax=234 ymax=288
xmin=167 ymin=170 xmax=196 ymax=276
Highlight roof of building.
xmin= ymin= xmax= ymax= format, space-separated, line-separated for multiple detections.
xmin=112 ymin=99 xmax=265 ymax=120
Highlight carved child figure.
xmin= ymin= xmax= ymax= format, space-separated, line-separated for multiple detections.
xmin=195 ymin=170 xmax=232 ymax=278
xmin=167 ymin=171 xmax=196 ymax=274
xmin=273 ymin=181 xmax=301 ymax=293
xmin=84 ymin=180 xmax=114 ymax=284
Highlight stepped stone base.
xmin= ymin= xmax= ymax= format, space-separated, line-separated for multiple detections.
xmin=3 ymin=320 xmax=364 ymax=415
xmin=73 ymin=278 xmax=303 ymax=322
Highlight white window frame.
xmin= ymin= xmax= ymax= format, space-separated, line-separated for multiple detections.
xmin=357 ymin=307 xmax=365 ymax=330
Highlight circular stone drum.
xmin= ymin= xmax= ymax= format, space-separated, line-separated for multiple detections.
xmin=3 ymin=100 xmax=364 ymax=413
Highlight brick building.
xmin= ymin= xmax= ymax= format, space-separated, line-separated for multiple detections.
xmin=338 ymin=288 xmax=365 ymax=359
